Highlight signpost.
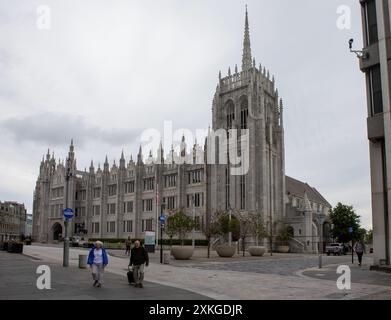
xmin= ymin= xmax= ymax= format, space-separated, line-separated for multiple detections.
xmin=63 ymin=208 xmax=73 ymax=267
xmin=160 ymin=205 xmax=166 ymax=264
xmin=349 ymin=227 xmax=354 ymax=264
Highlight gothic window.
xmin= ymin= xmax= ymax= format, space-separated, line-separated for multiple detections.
xmin=240 ymin=97 xmax=249 ymax=130
xmin=188 ymin=170 xmax=203 ymax=184
xmin=93 ymin=205 xmax=100 ymax=216
xmin=186 ymin=193 xmax=203 ymax=208
xmin=142 ymin=219 xmax=153 ymax=232
xmin=93 ymin=188 xmax=101 ymax=199
xmin=106 ymin=221 xmax=115 ymax=233
xmin=123 ymin=220 xmax=133 ymax=233
xmin=123 ymin=201 xmax=133 ymax=213
xmin=226 ymin=101 xmax=235 ymax=129
xmin=164 ymin=174 xmax=177 ymax=188
xmin=240 ymin=175 xmax=246 ymax=210
xmin=143 ymin=177 xmax=155 ymax=191
xmin=92 ymin=222 xmax=100 ymax=234
xmin=107 ymin=203 xmax=116 ymax=215
xmin=142 ymin=199 xmax=153 ymax=212
xmin=108 ymin=184 xmax=117 ymax=196
xmin=125 ymin=181 xmax=135 ymax=194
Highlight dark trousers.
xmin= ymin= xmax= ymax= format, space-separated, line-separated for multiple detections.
xmin=356 ymin=252 xmax=363 ymax=264
xmin=125 ymin=246 xmax=131 ymax=255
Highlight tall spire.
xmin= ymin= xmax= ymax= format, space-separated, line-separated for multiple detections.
xmin=242 ymin=5 xmax=252 ymax=71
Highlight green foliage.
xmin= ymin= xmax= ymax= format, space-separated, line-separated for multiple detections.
xmin=276 ymin=225 xmax=293 ymax=245
xmin=166 ymin=209 xmax=197 ymax=245
xmin=215 ymin=211 xmax=240 ymax=240
xmin=329 ymin=203 xmax=362 ymax=243
xmin=365 ymin=229 xmax=373 ymax=244
xmin=248 ymin=212 xmax=269 ymax=245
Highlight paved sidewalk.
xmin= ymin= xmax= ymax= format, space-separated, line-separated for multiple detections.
xmin=300 ymin=264 xmax=391 ymax=299
xmin=22 ymin=245 xmax=391 ymax=300
xmin=0 ymin=251 xmax=210 ymax=300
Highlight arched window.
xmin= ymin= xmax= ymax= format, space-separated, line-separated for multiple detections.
xmin=240 ymin=97 xmax=249 ymax=129
xmin=225 ymin=101 xmax=235 ymax=129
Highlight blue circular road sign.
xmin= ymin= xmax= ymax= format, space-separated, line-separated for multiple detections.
xmin=159 ymin=215 xmax=166 ymax=222
xmin=63 ymin=208 xmax=74 ymax=219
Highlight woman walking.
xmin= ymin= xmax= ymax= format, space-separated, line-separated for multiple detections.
xmin=87 ymin=241 xmax=109 ymax=288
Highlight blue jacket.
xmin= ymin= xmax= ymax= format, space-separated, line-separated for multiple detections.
xmin=87 ymin=247 xmax=109 ymax=266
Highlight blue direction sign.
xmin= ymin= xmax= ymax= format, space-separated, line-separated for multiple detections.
xmin=159 ymin=215 xmax=166 ymax=223
xmin=348 ymin=227 xmax=353 ymax=234
xmin=63 ymin=208 xmax=74 ymax=219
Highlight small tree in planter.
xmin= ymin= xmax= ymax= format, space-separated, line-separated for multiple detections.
xmin=276 ymin=225 xmax=293 ymax=253
xmin=167 ymin=209 xmax=197 ymax=260
xmin=247 ymin=212 xmax=269 ymax=256
xmin=165 ymin=211 xmax=177 ymax=248
xmin=202 ymin=211 xmax=221 ymax=259
xmin=237 ymin=211 xmax=253 ymax=257
xmin=214 ymin=211 xmax=240 ymax=258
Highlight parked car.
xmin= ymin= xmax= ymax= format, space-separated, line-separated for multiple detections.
xmin=325 ymin=243 xmax=344 ymax=256
xmin=71 ymin=236 xmax=87 ymax=247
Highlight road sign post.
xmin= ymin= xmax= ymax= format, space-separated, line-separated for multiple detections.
xmin=160 ymin=206 xmax=166 ymax=264
xmin=348 ymin=227 xmax=354 ymax=264
xmin=63 ymin=208 xmax=73 ymax=267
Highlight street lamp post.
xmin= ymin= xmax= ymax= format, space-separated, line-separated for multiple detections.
xmin=228 ymin=206 xmax=232 ymax=247
xmin=192 ymin=195 xmax=195 ymax=248
xmin=63 ymin=158 xmax=72 ymax=267
xmin=317 ymin=214 xmax=325 ymax=269
xmin=160 ymin=204 xmax=165 ymax=264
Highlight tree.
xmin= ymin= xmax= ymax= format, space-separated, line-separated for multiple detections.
xmin=276 ymin=225 xmax=293 ymax=245
xmin=365 ymin=229 xmax=373 ymax=244
xmin=329 ymin=203 xmax=362 ymax=243
xmin=202 ymin=211 xmax=221 ymax=259
xmin=166 ymin=209 xmax=196 ymax=246
xmin=237 ymin=211 xmax=252 ymax=257
xmin=248 ymin=212 xmax=269 ymax=247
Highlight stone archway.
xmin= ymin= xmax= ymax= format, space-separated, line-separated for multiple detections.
xmin=52 ymin=223 xmax=63 ymax=241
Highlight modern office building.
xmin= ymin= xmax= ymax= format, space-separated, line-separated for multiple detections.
xmin=359 ymin=0 xmax=391 ymax=266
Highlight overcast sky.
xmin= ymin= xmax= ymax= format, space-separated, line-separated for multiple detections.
xmin=0 ymin=0 xmax=371 ymax=228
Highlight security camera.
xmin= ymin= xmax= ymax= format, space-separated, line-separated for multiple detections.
xmin=349 ymin=39 xmax=354 ymax=50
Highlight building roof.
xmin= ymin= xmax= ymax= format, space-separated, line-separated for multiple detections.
xmin=285 ymin=176 xmax=332 ymax=208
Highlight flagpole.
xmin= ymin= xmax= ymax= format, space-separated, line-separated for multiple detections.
xmin=156 ymin=183 xmax=159 ymax=248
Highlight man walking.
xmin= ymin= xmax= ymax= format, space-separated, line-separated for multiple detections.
xmin=125 ymin=236 xmax=132 ymax=255
xmin=129 ymin=240 xmax=149 ymax=288
xmin=354 ymin=240 xmax=365 ymax=266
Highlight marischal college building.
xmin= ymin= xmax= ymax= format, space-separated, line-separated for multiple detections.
xmin=32 ymin=10 xmax=332 ymax=253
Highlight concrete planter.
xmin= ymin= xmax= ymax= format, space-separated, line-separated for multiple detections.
xmin=248 ymin=246 xmax=266 ymax=257
xmin=216 ymin=245 xmax=236 ymax=258
xmin=7 ymin=242 xmax=23 ymax=254
xmin=277 ymin=245 xmax=290 ymax=253
xmin=170 ymin=246 xmax=194 ymax=260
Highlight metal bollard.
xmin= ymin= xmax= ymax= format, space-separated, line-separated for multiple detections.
xmin=79 ymin=254 xmax=87 ymax=269
xmin=163 ymin=252 xmax=170 ymax=265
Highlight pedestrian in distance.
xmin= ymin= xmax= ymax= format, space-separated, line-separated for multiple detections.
xmin=354 ymin=240 xmax=365 ymax=266
xmin=125 ymin=236 xmax=132 ymax=255
xmin=129 ymin=240 xmax=149 ymax=288
xmin=87 ymin=240 xmax=109 ymax=288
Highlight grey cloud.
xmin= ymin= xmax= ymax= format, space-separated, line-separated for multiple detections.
xmin=0 ymin=112 xmax=141 ymax=147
